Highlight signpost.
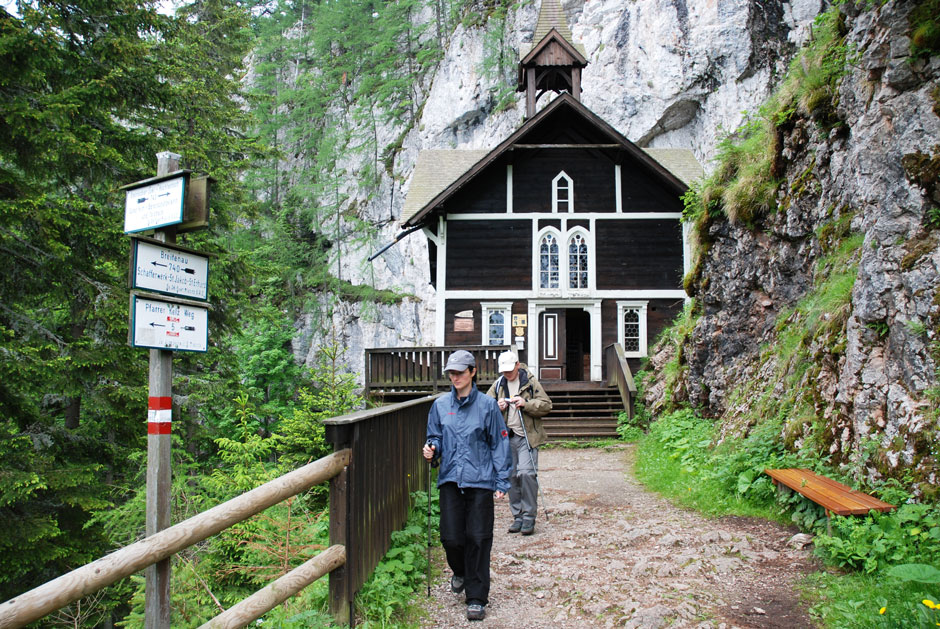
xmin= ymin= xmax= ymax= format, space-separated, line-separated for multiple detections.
xmin=123 ymin=152 xmax=213 ymax=629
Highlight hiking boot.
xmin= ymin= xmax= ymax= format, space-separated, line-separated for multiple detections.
xmin=521 ymin=521 xmax=535 ymax=535
xmin=467 ymin=602 xmax=486 ymax=621
xmin=450 ymin=574 xmax=464 ymax=594
xmin=507 ymin=519 xmax=523 ymax=533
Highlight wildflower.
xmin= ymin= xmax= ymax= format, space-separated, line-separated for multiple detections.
xmin=879 ymin=607 xmax=886 ymax=615
xmin=923 ymin=599 xmax=937 ymax=609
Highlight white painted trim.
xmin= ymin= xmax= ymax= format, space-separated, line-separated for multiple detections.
xmin=534 ymin=226 xmax=562 ymax=292
xmin=446 ymin=212 xmax=682 ymax=220
xmin=616 ymin=300 xmax=649 ymax=357
xmin=565 ymin=226 xmax=594 ymax=292
xmin=481 ymin=301 xmax=512 ymax=346
xmin=529 ymin=299 xmax=604 ymax=381
xmin=615 ymin=164 xmax=622 ymax=213
xmin=441 ymin=289 xmax=688 ymax=300
xmin=435 ymin=217 xmax=447 ymax=345
xmin=506 ymin=164 xmax=513 ymax=214
xmin=552 ymin=171 xmax=574 ymax=213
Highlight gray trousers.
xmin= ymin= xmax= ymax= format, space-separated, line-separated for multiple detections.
xmin=508 ymin=433 xmax=539 ymax=524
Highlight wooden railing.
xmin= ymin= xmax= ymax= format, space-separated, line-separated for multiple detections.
xmin=605 ymin=343 xmax=636 ymax=420
xmin=0 ymin=451 xmax=350 ymax=629
xmin=324 ymin=395 xmax=434 ymax=624
xmin=364 ymin=345 xmax=510 ymax=398
xmin=0 ymin=397 xmax=435 ymax=629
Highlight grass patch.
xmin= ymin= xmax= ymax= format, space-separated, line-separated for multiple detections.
xmin=805 ymin=569 xmax=940 ymax=628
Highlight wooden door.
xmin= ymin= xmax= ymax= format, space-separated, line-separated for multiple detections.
xmin=539 ymin=309 xmax=566 ymax=380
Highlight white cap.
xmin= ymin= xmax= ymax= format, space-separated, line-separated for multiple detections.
xmin=497 ymin=351 xmax=519 ymax=372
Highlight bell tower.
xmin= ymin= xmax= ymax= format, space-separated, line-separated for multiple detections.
xmin=517 ymin=0 xmax=588 ymax=118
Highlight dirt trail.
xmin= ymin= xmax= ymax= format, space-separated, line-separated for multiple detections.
xmin=418 ymin=444 xmax=820 ymax=628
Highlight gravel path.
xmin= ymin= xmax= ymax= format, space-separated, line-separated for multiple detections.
xmin=418 ymin=444 xmax=820 ymax=628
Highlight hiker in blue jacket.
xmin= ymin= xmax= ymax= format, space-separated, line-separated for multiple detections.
xmin=423 ymin=349 xmax=511 ymax=622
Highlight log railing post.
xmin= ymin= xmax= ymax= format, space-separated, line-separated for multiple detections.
xmin=326 ymin=424 xmax=355 ymax=626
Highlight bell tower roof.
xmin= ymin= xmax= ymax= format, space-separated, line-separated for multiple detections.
xmin=518 ymin=0 xmax=588 ymax=118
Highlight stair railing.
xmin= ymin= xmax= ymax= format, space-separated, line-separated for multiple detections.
xmin=604 ymin=343 xmax=636 ymax=420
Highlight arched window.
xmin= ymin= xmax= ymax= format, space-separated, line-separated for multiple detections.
xmin=539 ymin=233 xmax=559 ymax=288
xmin=568 ymin=233 xmax=588 ymax=289
xmin=552 ymin=171 xmax=573 ymax=212
xmin=623 ymin=309 xmax=640 ymax=352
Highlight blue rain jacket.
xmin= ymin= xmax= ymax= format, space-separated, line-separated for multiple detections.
xmin=426 ymin=384 xmax=511 ymax=493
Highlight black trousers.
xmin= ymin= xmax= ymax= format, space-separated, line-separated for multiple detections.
xmin=438 ymin=482 xmax=494 ymax=605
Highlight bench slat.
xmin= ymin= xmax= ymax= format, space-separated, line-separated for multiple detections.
xmin=764 ymin=468 xmax=895 ymax=516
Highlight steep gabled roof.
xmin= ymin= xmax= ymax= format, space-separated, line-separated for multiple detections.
xmin=401 ymin=94 xmax=697 ymax=227
xmin=521 ymin=0 xmax=586 ymax=59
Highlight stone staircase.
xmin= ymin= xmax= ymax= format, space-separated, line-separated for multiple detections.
xmin=541 ymin=382 xmax=624 ymax=440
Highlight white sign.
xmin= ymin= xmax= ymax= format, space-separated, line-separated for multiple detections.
xmin=132 ymin=239 xmax=209 ymax=301
xmin=124 ymin=176 xmax=186 ymax=233
xmin=132 ymin=296 xmax=208 ymax=352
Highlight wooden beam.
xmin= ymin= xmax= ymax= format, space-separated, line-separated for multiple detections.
xmin=512 ymin=144 xmax=621 ymax=149
xmin=198 ymin=545 xmax=346 ymax=629
xmin=0 ymin=450 xmax=351 ymax=629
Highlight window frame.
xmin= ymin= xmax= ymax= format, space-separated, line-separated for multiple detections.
xmin=617 ymin=300 xmax=649 ymax=357
xmin=552 ymin=171 xmax=574 ymax=213
xmin=481 ymin=302 xmax=513 ymax=346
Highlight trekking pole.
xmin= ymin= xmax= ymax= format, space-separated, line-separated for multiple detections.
xmin=425 ymin=440 xmax=439 ymax=597
xmin=515 ymin=402 xmax=551 ymax=523
xmin=426 ymin=455 xmax=432 ymax=597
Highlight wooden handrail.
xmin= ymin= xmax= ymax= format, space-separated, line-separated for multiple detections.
xmin=604 ymin=343 xmax=636 ymax=420
xmin=198 ymin=545 xmax=347 ymax=629
xmin=0 ymin=449 xmax=351 ymax=629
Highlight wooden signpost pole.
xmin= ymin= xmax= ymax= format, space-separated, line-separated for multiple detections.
xmin=145 ymin=151 xmax=180 ymax=629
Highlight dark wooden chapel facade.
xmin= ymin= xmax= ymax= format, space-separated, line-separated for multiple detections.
xmin=395 ymin=0 xmax=701 ymax=386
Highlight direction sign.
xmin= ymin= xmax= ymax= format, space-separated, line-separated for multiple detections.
xmin=124 ymin=174 xmax=186 ymax=233
xmin=131 ymin=295 xmax=208 ymax=352
xmin=132 ymin=238 xmax=209 ymax=301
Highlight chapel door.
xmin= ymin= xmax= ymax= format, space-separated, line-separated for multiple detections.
xmin=539 ymin=309 xmax=566 ymax=380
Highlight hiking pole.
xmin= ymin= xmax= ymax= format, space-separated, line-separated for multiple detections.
xmin=426 ymin=454 xmax=432 ymax=597
xmin=515 ymin=401 xmax=551 ymax=523
xmin=425 ymin=440 xmax=439 ymax=597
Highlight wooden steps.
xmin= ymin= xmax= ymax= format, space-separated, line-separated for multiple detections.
xmin=541 ymin=383 xmax=624 ymax=440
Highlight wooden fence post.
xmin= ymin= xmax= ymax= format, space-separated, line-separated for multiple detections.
xmin=327 ymin=424 xmax=355 ymax=626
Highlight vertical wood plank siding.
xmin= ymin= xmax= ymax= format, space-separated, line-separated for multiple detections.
xmin=513 ymin=149 xmax=616 ymax=212
xmin=446 ymin=221 xmax=532 ymax=290
xmin=595 ymin=220 xmax=684 ymax=289
xmin=324 ymin=397 xmax=434 ymax=624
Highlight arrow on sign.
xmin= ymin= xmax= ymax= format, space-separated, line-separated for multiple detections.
xmin=149 ymin=322 xmax=166 ymax=328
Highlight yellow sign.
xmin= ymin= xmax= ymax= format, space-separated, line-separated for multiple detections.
xmin=512 ymin=314 xmax=527 ymax=327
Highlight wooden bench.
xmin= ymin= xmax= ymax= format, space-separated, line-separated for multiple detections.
xmin=764 ymin=468 xmax=895 ymax=533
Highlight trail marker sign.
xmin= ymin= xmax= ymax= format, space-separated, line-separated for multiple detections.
xmin=130 ymin=294 xmax=209 ymax=352
xmin=123 ymin=173 xmax=188 ymax=233
xmin=131 ymin=237 xmax=209 ymax=301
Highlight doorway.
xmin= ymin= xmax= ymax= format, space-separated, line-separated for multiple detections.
xmin=538 ymin=308 xmax=591 ymax=381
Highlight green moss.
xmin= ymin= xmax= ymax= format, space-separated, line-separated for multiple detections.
xmin=910 ymin=0 xmax=940 ymax=59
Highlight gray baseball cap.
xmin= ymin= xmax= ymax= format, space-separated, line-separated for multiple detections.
xmin=443 ymin=349 xmax=476 ymax=372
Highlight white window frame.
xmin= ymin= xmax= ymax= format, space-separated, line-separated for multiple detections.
xmin=481 ymin=302 xmax=512 ymax=346
xmin=617 ymin=301 xmax=649 ymax=357
xmin=535 ymin=227 xmax=562 ymax=295
xmin=552 ymin=171 xmax=573 ymax=213
xmin=566 ymin=228 xmax=590 ymax=292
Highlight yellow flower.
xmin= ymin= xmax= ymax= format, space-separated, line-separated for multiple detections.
xmin=923 ymin=599 xmax=937 ymax=609
xmin=879 ymin=607 xmax=886 ymax=615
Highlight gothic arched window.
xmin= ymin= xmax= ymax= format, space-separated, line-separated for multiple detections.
xmin=568 ymin=233 xmax=588 ymax=289
xmin=539 ymin=233 xmax=559 ymax=288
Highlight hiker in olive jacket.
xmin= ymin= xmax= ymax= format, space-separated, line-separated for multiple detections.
xmin=485 ymin=351 xmax=552 ymax=535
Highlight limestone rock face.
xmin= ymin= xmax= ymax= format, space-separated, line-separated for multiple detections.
xmin=645 ymin=2 xmax=940 ymax=489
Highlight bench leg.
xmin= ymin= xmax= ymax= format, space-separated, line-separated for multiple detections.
xmin=825 ymin=510 xmax=831 ymax=536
